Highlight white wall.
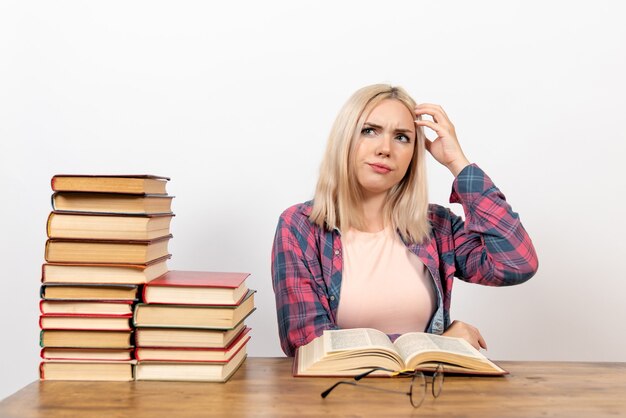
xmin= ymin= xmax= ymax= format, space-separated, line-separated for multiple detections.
xmin=1 ymin=0 xmax=625 ymax=400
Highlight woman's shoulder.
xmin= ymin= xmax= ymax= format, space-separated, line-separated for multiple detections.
xmin=278 ymin=201 xmax=317 ymax=230
xmin=280 ymin=200 xmax=313 ymax=219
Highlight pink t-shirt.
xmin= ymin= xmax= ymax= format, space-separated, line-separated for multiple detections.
xmin=336 ymin=227 xmax=435 ymax=334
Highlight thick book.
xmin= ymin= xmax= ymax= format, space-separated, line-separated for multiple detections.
xmin=135 ymin=320 xmax=247 ymax=348
xmin=41 ymin=347 xmax=133 ymax=361
xmin=143 ymin=270 xmax=250 ymax=305
xmin=52 ymin=192 xmax=174 ymax=215
xmin=135 ymin=327 xmax=251 ymax=362
xmin=44 ymin=235 xmax=172 ymax=264
xmin=42 ymin=256 xmax=170 ymax=284
xmin=40 ymin=360 xmax=134 ymax=381
xmin=47 ymin=211 xmax=174 ymax=241
xmin=40 ymin=300 xmax=133 ymax=316
xmin=41 ymin=284 xmax=140 ymax=301
xmin=51 ymin=174 xmax=169 ymax=195
xmin=40 ymin=330 xmax=133 ymax=348
xmin=294 ymin=328 xmax=507 ymax=377
xmin=134 ymin=345 xmax=247 ymax=382
xmin=40 ymin=314 xmax=132 ymax=331
xmin=133 ymin=290 xmax=256 ymax=329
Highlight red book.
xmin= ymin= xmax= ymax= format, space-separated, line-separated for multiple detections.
xmin=143 ymin=270 xmax=250 ymax=305
xmin=135 ymin=327 xmax=251 ymax=362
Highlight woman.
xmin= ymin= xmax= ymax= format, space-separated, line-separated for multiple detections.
xmin=271 ymin=84 xmax=538 ymax=356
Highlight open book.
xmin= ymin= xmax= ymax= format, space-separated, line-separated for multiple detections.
xmin=294 ymin=328 xmax=507 ymax=376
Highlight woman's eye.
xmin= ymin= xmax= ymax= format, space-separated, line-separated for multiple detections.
xmin=396 ymin=134 xmax=410 ymax=143
xmin=361 ymin=127 xmax=376 ymax=136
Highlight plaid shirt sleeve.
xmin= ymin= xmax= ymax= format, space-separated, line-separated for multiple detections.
xmin=271 ymin=204 xmax=339 ymax=356
xmin=449 ymin=164 xmax=538 ymax=285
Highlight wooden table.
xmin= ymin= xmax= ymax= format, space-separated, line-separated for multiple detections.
xmin=1 ymin=358 xmax=625 ymax=417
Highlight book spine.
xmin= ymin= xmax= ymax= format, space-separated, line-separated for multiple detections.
xmin=50 ymin=193 xmax=57 ymax=210
xmin=39 ymin=362 xmax=45 ymax=380
xmin=46 ymin=212 xmax=54 ymax=238
xmin=39 ymin=330 xmax=44 ymax=348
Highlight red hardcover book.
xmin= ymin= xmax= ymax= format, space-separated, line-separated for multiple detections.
xmin=135 ymin=327 xmax=251 ymax=362
xmin=143 ymin=270 xmax=250 ymax=305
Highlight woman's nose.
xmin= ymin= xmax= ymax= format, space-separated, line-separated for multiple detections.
xmin=376 ymin=134 xmax=391 ymax=157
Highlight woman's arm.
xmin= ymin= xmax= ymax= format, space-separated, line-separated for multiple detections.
xmin=416 ymin=103 xmax=538 ymax=284
xmin=271 ymin=206 xmax=339 ymax=356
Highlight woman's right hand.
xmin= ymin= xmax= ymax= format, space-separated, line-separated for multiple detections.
xmin=442 ymin=320 xmax=488 ymax=350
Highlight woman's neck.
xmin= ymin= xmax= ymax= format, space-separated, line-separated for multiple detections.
xmin=359 ymin=193 xmax=387 ymax=233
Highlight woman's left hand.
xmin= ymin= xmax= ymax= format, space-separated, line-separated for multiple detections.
xmin=414 ymin=104 xmax=470 ymax=177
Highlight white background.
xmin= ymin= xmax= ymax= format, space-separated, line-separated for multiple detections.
xmin=1 ymin=0 xmax=625 ymax=400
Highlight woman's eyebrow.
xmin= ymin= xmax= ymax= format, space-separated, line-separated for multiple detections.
xmin=364 ymin=122 xmax=414 ymax=133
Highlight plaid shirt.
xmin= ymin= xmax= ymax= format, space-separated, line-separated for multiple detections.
xmin=271 ymin=164 xmax=538 ymax=356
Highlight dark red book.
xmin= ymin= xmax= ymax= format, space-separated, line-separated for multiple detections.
xmin=143 ymin=270 xmax=250 ymax=305
xmin=135 ymin=327 xmax=251 ymax=362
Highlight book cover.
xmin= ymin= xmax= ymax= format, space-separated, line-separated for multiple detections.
xmin=133 ymin=290 xmax=256 ymax=329
xmin=44 ymin=235 xmax=173 ymax=264
xmin=41 ymin=255 xmax=170 ymax=284
xmin=51 ymin=174 xmax=170 ymax=195
xmin=39 ymin=300 xmax=134 ymax=316
xmin=134 ymin=328 xmax=251 ymax=362
xmin=40 ymin=283 xmax=140 ymax=301
xmin=39 ymin=314 xmax=133 ymax=331
xmin=46 ymin=211 xmax=174 ymax=241
xmin=143 ymin=270 xmax=250 ymax=305
xmin=51 ymin=192 xmax=174 ymax=215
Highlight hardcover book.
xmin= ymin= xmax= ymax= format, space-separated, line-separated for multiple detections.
xmin=143 ymin=270 xmax=250 ymax=305
xmin=134 ymin=345 xmax=247 ymax=382
xmin=51 ymin=174 xmax=169 ymax=195
xmin=41 ymin=284 xmax=140 ymax=301
xmin=47 ymin=212 xmax=174 ymax=240
xmin=40 ymin=300 xmax=133 ymax=316
xmin=52 ymin=192 xmax=174 ymax=215
xmin=40 ymin=330 xmax=133 ymax=348
xmin=44 ymin=235 xmax=172 ymax=264
xmin=40 ymin=314 xmax=132 ymax=331
xmin=40 ymin=347 xmax=133 ymax=361
xmin=135 ymin=320 xmax=247 ymax=348
xmin=133 ymin=290 xmax=255 ymax=329
xmin=40 ymin=361 xmax=134 ymax=381
xmin=135 ymin=327 xmax=251 ymax=362
xmin=42 ymin=256 xmax=170 ymax=284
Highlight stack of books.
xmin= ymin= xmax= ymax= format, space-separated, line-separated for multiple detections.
xmin=39 ymin=175 xmax=174 ymax=381
xmin=133 ymin=270 xmax=255 ymax=382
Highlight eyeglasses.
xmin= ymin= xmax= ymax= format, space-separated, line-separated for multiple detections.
xmin=320 ymin=364 xmax=444 ymax=408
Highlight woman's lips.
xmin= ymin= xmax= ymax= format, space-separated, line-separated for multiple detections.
xmin=368 ymin=163 xmax=391 ymax=174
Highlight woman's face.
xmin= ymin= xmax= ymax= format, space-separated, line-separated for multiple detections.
xmin=353 ymin=99 xmax=416 ymax=200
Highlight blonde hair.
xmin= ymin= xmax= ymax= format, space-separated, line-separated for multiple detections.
xmin=310 ymin=84 xmax=430 ymax=244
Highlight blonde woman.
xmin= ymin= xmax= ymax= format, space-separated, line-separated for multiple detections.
xmin=271 ymin=84 xmax=538 ymax=356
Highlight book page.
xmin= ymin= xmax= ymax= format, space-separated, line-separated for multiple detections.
xmin=324 ymin=328 xmax=396 ymax=353
xmin=394 ymin=332 xmax=481 ymax=361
